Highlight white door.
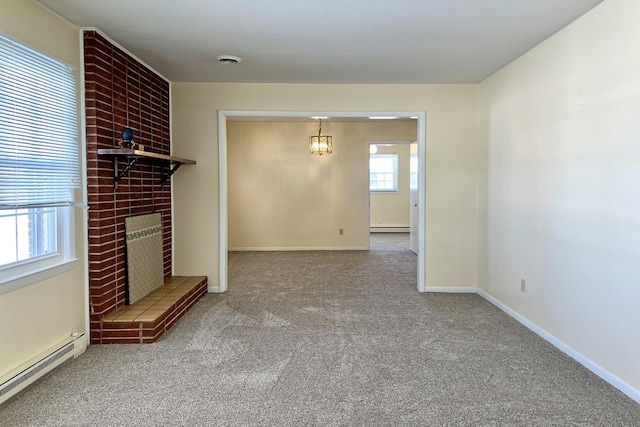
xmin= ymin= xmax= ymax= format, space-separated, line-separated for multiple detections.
xmin=409 ymin=142 xmax=419 ymax=254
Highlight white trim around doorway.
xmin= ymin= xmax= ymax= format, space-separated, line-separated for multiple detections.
xmin=217 ymin=110 xmax=426 ymax=293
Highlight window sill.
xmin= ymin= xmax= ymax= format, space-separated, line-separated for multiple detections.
xmin=0 ymin=258 xmax=79 ymax=295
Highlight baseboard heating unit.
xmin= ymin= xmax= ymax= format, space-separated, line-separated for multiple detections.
xmin=0 ymin=333 xmax=87 ymax=405
xmin=370 ymin=227 xmax=410 ymax=233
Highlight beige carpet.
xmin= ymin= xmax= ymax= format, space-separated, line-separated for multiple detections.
xmin=1 ymin=234 xmax=638 ymax=426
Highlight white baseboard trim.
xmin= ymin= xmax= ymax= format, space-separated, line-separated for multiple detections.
xmin=476 ymin=289 xmax=640 ymax=405
xmin=207 ymin=285 xmax=222 ymax=293
xmin=425 ymin=287 xmax=477 ymax=293
xmin=229 ymin=246 xmax=368 ymax=251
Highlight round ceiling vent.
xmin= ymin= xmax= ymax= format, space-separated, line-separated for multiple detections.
xmin=216 ymin=55 xmax=242 ymax=64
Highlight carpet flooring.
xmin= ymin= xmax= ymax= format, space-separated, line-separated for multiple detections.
xmin=1 ymin=234 xmax=639 ymax=426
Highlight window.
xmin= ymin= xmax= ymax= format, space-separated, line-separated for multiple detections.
xmin=369 ymin=153 xmax=398 ymax=192
xmin=0 ymin=33 xmax=79 ymax=291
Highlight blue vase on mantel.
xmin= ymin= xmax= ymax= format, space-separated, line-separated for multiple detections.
xmin=119 ymin=127 xmax=135 ymax=149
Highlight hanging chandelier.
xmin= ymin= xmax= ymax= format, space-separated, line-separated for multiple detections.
xmin=309 ymin=119 xmax=332 ymax=155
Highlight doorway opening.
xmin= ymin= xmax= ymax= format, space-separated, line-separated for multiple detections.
xmin=218 ymin=111 xmax=426 ymax=292
xmin=367 ymin=141 xmax=418 ymax=254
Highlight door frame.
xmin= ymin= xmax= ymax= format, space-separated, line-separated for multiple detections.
xmin=218 ymin=110 xmax=426 ymax=292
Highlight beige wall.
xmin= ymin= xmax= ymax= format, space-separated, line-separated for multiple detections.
xmin=370 ymin=143 xmax=412 ymax=229
xmin=227 ymin=120 xmax=416 ymax=249
xmin=478 ymin=0 xmax=640 ymax=394
xmin=171 ymin=83 xmax=478 ymax=289
xmin=0 ymin=0 xmax=85 ymax=378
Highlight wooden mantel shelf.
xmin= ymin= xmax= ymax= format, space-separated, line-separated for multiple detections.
xmin=98 ymin=148 xmax=196 ymax=165
xmin=97 ymin=148 xmax=196 ymax=185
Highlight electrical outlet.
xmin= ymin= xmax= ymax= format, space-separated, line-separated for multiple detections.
xmin=520 ymin=278 xmax=526 ymax=293
xmin=339 ymin=228 xmax=343 ymax=235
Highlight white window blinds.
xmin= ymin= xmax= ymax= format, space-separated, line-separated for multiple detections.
xmin=0 ymin=34 xmax=79 ymax=210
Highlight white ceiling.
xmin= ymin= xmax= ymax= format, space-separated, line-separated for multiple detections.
xmin=37 ymin=0 xmax=603 ymax=84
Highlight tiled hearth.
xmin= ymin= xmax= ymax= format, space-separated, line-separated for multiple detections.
xmin=98 ymin=276 xmax=208 ymax=344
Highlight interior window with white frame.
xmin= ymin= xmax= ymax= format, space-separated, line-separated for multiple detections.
xmin=369 ymin=153 xmax=398 ymax=192
xmin=0 ymin=33 xmax=79 ymax=292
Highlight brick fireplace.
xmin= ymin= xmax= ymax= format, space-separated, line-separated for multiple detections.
xmin=83 ymin=30 xmax=203 ymax=344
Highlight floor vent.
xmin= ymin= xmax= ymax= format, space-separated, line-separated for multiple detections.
xmin=0 ymin=333 xmax=86 ymax=405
